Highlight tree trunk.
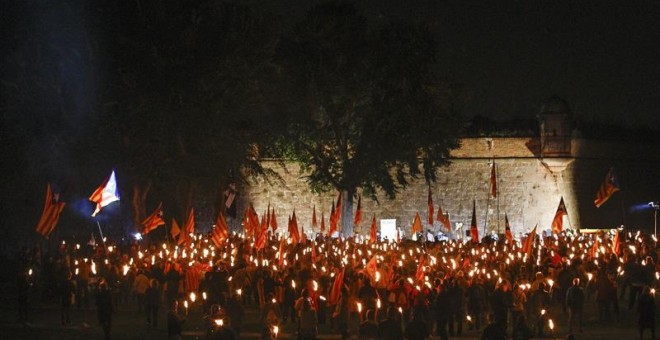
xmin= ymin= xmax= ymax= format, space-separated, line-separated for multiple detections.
xmin=341 ymin=189 xmax=355 ymax=237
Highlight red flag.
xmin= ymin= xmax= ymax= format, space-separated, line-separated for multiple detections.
xmin=89 ymin=170 xmax=119 ymax=217
xmin=490 ymin=162 xmax=497 ymax=198
xmin=35 ymin=184 xmax=66 ymax=238
xmin=369 ymin=215 xmax=377 ymax=244
xmin=470 ymin=200 xmax=479 ymax=243
xmin=427 ymin=189 xmax=435 ymax=225
xmin=437 ymin=203 xmax=451 ymax=231
xmin=594 ymin=167 xmax=620 ymax=208
xmin=247 ymin=204 xmax=260 ymax=237
xmin=589 ymin=236 xmax=600 ymax=258
xmin=255 ymin=214 xmax=268 ymax=250
xmin=504 ymin=213 xmax=513 ymax=244
xmin=312 ymin=205 xmax=318 ymax=229
xmin=335 ymin=192 xmax=342 ymax=223
xmin=365 ymin=255 xmax=377 ymax=281
xmin=354 ymin=196 xmax=362 ymax=226
xmin=522 ymin=224 xmax=537 ymax=255
xmin=270 ymin=208 xmax=278 ymax=231
xmin=612 ymin=229 xmax=621 ymax=255
xmin=141 ymin=202 xmax=165 ymax=235
xmin=411 ymin=212 xmax=423 ymax=234
xmin=211 ymin=213 xmax=229 ymax=248
xmin=415 ymin=255 xmax=426 ymax=282
xmin=329 ymin=268 xmax=345 ymax=305
xmin=311 ymin=240 xmax=317 ymax=263
xmin=289 ymin=211 xmax=300 ymax=243
xmin=329 ymin=201 xmax=338 ymax=236
xmin=278 ymin=236 xmax=286 ymax=267
xmin=171 ymin=218 xmax=181 ymax=239
xmin=328 ymin=200 xmax=337 ymax=235
xmin=320 ymin=211 xmax=326 ymax=233
xmin=551 ymin=197 xmax=568 ymax=234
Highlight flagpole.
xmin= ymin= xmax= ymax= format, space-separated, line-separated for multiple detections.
xmin=496 ymin=162 xmax=500 ymax=234
xmin=96 ymin=221 xmax=107 ymax=251
xmin=483 ymin=194 xmax=490 ymax=239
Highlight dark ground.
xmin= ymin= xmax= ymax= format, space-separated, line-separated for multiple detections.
xmin=0 ymin=282 xmax=643 ymax=339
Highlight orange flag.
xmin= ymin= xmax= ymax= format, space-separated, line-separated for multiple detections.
xmin=365 ymin=255 xmax=377 ymax=281
xmin=278 ymin=236 xmax=286 ymax=267
xmin=551 ymin=197 xmax=568 ymax=234
xmin=142 ymin=202 xmax=165 ymax=235
xmin=211 ymin=212 xmax=229 ymax=248
xmin=490 ymin=162 xmax=497 ymax=198
xmin=427 ymin=189 xmax=434 ymax=225
xmin=369 ymin=215 xmax=377 ymax=244
xmin=35 ymin=184 xmax=66 ymax=238
xmin=411 ymin=212 xmax=423 ymax=234
xmin=354 ymin=196 xmax=362 ymax=226
xmin=171 ymin=218 xmax=181 ymax=239
xmin=522 ymin=224 xmax=537 ymax=255
xmin=470 ymin=200 xmax=479 ymax=243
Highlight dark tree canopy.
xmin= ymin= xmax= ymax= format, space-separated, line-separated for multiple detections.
xmin=271 ymin=1 xmax=463 ymax=235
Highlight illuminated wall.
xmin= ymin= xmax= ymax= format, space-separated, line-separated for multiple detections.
xmin=238 ymin=136 xmax=660 ymax=237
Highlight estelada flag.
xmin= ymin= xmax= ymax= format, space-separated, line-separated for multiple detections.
xmin=35 ymin=184 xmax=66 ymax=238
xmin=522 ymin=224 xmax=537 ymax=255
xmin=369 ymin=215 xmax=377 ymax=244
xmin=437 ymin=203 xmax=451 ymax=231
xmin=89 ymin=170 xmax=119 ymax=217
xmin=427 ymin=189 xmax=434 ymax=225
xmin=179 ymin=208 xmax=195 ymax=245
xmin=411 ymin=212 xmax=423 ymax=234
xmin=354 ymin=196 xmax=362 ymax=226
xmin=504 ymin=213 xmax=513 ymax=244
xmin=142 ymin=202 xmax=165 ymax=235
xmin=594 ymin=167 xmax=620 ymax=208
xmin=255 ymin=214 xmax=268 ymax=250
xmin=551 ymin=197 xmax=568 ymax=234
xmin=490 ymin=162 xmax=497 ymax=198
xmin=211 ymin=212 xmax=229 ymax=248
xmin=470 ymin=200 xmax=479 ymax=243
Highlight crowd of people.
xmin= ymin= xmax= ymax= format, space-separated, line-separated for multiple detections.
xmin=15 ymin=228 xmax=659 ymax=339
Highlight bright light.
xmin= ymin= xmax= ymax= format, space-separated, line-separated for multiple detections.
xmin=214 ymin=319 xmax=223 ymax=326
xmin=133 ymin=233 xmax=142 ymax=240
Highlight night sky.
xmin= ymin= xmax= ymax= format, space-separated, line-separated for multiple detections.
xmin=341 ymin=1 xmax=660 ymax=126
